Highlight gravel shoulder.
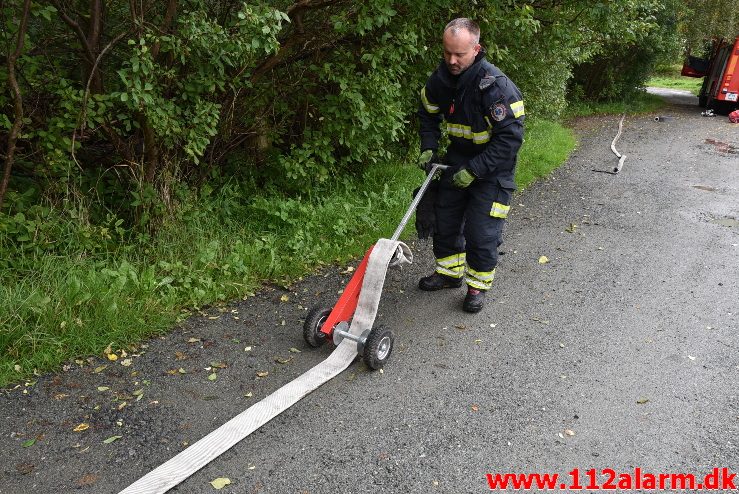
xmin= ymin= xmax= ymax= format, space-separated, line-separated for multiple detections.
xmin=2 ymin=92 xmax=737 ymax=493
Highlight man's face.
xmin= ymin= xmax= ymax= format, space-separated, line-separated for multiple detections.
xmin=443 ymin=29 xmax=481 ymax=75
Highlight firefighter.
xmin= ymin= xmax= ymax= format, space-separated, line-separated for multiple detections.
xmin=417 ymin=18 xmax=525 ymax=313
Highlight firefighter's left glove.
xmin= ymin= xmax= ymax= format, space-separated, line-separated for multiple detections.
xmin=417 ymin=149 xmax=438 ymax=173
xmin=452 ymin=168 xmax=476 ymax=188
xmin=413 ymin=179 xmax=438 ymax=240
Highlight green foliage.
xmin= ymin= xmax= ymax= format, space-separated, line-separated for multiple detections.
xmin=2 ymin=0 xmax=713 ymax=384
xmin=680 ymin=0 xmax=738 ymax=54
xmin=568 ymin=0 xmax=682 ymax=102
xmin=0 ymin=118 xmax=578 ymax=385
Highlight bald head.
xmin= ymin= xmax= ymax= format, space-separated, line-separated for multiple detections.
xmin=442 ymin=18 xmax=481 ymax=75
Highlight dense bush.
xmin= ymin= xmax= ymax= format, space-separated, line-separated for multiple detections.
xmin=1 ymin=1 xmax=680 ymax=215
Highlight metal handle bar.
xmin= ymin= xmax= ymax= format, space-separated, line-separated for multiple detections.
xmin=390 ymin=163 xmax=448 ymax=241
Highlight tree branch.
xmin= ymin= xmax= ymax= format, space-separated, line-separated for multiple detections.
xmin=51 ymin=0 xmax=96 ymax=65
xmin=0 ymin=0 xmax=32 ymax=210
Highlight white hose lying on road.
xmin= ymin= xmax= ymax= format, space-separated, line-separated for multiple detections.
xmin=119 ymin=238 xmax=413 ymax=494
xmin=611 ymin=114 xmax=627 ymax=173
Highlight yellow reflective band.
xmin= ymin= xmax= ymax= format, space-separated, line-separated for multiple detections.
xmin=467 ymin=267 xmax=496 ymax=282
xmin=466 ymin=267 xmax=495 ymax=289
xmin=490 ymin=202 xmax=510 ymax=219
xmin=510 ymin=100 xmax=525 ymax=118
xmin=421 ymin=87 xmax=440 ymax=114
xmin=466 ymin=278 xmax=490 ymax=290
xmin=446 ymin=123 xmax=491 ymax=144
xmin=436 ymin=253 xmax=466 ymax=267
xmin=436 ymin=266 xmax=464 ymax=278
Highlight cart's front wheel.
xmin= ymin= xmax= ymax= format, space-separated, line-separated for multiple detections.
xmin=363 ymin=326 xmax=394 ymax=370
xmin=303 ymin=306 xmax=331 ymax=348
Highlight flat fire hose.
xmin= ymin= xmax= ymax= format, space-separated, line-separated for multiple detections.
xmin=119 ymin=238 xmax=412 ymax=494
xmin=611 ymin=114 xmax=627 ymax=173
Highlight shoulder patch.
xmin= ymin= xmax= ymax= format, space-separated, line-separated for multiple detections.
xmin=490 ymin=102 xmax=507 ymax=122
xmin=479 ymin=75 xmax=496 ymax=91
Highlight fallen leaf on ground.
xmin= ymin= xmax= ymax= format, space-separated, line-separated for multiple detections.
xmin=21 ymin=438 xmax=36 ymax=448
xmin=120 ymin=359 xmax=132 ymax=367
xmin=210 ymin=362 xmax=227 ymax=369
xmin=187 ymin=337 xmax=201 ymax=343
xmin=103 ymin=435 xmax=122 ymax=444
xmin=73 ymin=423 xmax=90 ymax=432
xmin=566 ymin=223 xmax=578 ymax=233
xmin=15 ymin=462 xmax=34 ymax=474
xmin=471 ymin=405 xmax=479 ymax=412
xmin=288 ymin=347 xmax=301 ymax=353
xmin=636 ymin=397 xmax=649 ymax=404
xmin=244 ymin=392 xmax=253 ymax=398
xmin=210 ymin=478 xmax=231 ymax=489
xmin=77 ymin=474 xmax=98 ymax=487
xmin=175 ymin=351 xmax=186 ymax=360
xmin=538 ymin=256 xmax=550 ymax=264
xmin=94 ymin=365 xmax=107 ymax=373
xmin=97 ymin=386 xmax=109 ymax=392
xmin=107 ymin=353 xmax=118 ymax=361
xmin=280 ymin=294 xmax=289 ymax=302
xmin=274 ymin=356 xmax=292 ymax=364
xmin=14 ymin=364 xmax=22 ymax=372
xmin=208 ymin=373 xmax=217 ymax=381
xmin=256 ymin=371 xmax=269 ymax=378
xmin=53 ymin=393 xmax=69 ymax=400
xmin=564 ymin=429 xmax=575 ymax=436
xmin=244 ymin=346 xmax=252 ymax=352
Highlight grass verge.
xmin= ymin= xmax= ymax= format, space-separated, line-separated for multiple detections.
xmin=0 ymin=118 xmax=574 ymax=386
xmin=648 ymin=75 xmax=702 ymax=95
xmin=647 ymin=64 xmax=703 ymax=95
xmin=565 ymin=91 xmax=667 ymax=119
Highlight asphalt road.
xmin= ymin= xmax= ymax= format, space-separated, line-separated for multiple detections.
xmin=2 ymin=90 xmax=737 ymax=493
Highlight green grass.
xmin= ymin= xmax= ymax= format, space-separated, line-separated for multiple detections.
xmin=0 ymin=118 xmax=575 ymax=386
xmin=648 ymin=75 xmax=702 ymax=95
xmin=565 ymin=91 xmax=666 ymax=119
xmin=516 ymin=119 xmax=575 ymax=188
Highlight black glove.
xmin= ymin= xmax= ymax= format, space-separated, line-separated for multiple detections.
xmin=412 ymin=179 xmax=439 ymax=240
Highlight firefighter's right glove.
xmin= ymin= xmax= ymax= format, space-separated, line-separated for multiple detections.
xmin=417 ymin=149 xmax=438 ymax=173
xmin=413 ymin=179 xmax=438 ymax=240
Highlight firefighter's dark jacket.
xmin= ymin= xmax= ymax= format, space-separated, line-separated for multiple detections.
xmin=419 ymin=52 xmax=525 ymax=187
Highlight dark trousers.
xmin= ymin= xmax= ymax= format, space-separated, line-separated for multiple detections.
xmin=433 ymin=176 xmax=510 ymax=277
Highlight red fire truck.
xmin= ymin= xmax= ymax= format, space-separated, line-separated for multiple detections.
xmin=682 ymin=36 xmax=739 ymax=113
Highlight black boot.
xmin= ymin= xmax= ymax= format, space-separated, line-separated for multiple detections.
xmin=463 ymin=287 xmax=486 ymax=313
xmin=418 ymin=272 xmax=463 ymax=291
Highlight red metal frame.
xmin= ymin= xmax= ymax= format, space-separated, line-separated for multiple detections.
xmin=319 ymin=244 xmax=375 ymax=338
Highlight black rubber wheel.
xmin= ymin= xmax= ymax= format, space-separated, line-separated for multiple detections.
xmin=362 ymin=326 xmax=394 ymax=370
xmin=303 ymin=306 xmax=331 ymax=348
